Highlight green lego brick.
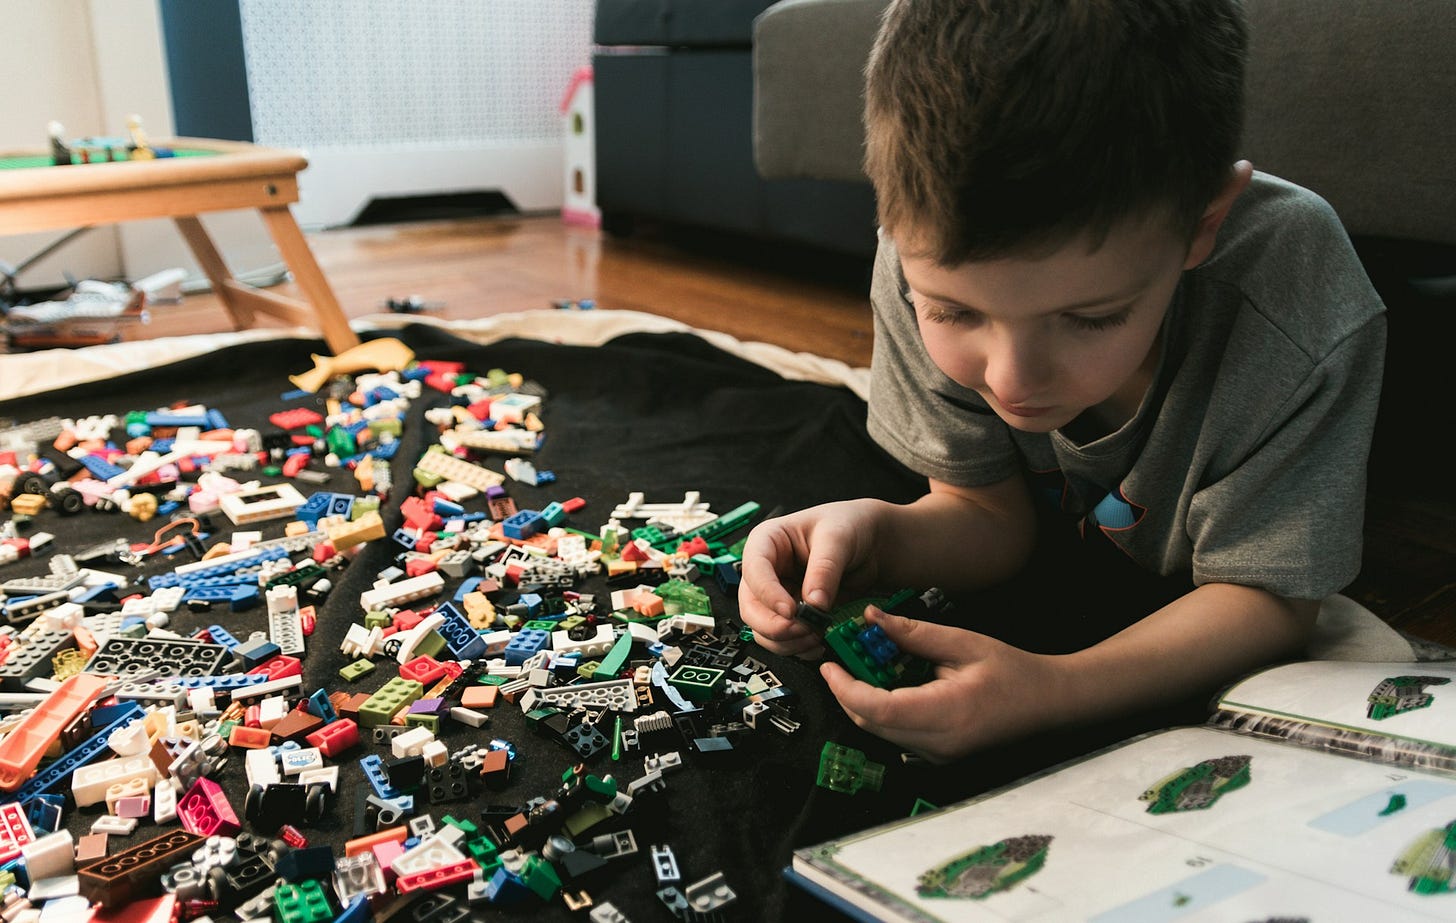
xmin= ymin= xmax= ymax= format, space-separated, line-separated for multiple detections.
xmin=595 ymin=631 xmax=633 ymax=678
xmin=520 ymin=854 xmax=562 ymax=901
xmin=339 ymin=660 xmax=376 ymax=682
xmin=357 ymin=677 xmax=424 ymax=727
xmin=667 ymin=665 xmax=725 ymax=703
xmin=411 ymin=629 xmax=448 ymax=660
xmin=273 ymin=879 xmax=332 ymax=923
xmin=523 ymin=619 xmax=559 ymax=632
xmin=404 ymin=712 xmax=440 ymax=734
xmin=576 ymin=660 xmax=601 ymax=680
xmin=364 ymin=610 xmax=391 ymax=630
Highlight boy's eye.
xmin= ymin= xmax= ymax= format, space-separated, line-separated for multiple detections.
xmin=1067 ymin=307 xmax=1131 ymax=332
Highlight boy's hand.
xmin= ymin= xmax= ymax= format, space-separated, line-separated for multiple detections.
xmin=820 ymin=606 xmax=1060 ymax=763
xmin=738 ymin=500 xmax=886 ymax=657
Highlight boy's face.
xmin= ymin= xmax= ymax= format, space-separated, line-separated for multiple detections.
xmin=897 ymin=214 xmax=1200 ymax=435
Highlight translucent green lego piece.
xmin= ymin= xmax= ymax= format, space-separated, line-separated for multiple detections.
xmin=816 ymin=741 xmax=885 ymax=794
xmin=655 ymin=579 xmax=710 ymax=616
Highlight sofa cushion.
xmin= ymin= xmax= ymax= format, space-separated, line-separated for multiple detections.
xmin=753 ymin=0 xmax=887 ymax=182
xmin=595 ymin=0 xmax=781 ymax=47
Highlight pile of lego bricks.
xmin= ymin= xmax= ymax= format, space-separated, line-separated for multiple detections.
xmin=0 ymin=327 xmax=944 ymax=922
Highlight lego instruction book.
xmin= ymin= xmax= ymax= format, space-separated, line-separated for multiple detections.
xmin=788 ymin=659 xmax=1456 ymax=923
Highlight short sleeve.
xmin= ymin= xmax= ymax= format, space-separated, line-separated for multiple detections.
xmin=1186 ymin=312 xmax=1386 ymax=599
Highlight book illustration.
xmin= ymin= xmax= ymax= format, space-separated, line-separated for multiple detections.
xmin=1139 ymin=754 xmax=1252 ymax=814
xmin=1390 ymin=818 xmax=1456 ymax=895
xmin=1309 ymin=779 xmax=1456 ymax=837
xmin=1368 ymin=676 xmax=1452 ymax=720
xmin=915 ymin=834 xmax=1051 ymax=899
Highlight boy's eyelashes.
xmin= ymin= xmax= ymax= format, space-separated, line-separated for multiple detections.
xmin=904 ymin=289 xmax=1134 ymax=332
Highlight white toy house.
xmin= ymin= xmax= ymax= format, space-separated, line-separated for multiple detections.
xmin=560 ymin=65 xmax=600 ymax=228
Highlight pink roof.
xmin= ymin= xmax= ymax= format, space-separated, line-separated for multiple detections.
xmin=559 ymin=65 xmax=594 ymax=114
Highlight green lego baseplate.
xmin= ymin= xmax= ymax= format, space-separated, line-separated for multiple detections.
xmin=795 ymin=588 xmax=942 ymax=689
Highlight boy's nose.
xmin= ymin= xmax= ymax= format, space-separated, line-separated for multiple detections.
xmin=982 ymin=336 xmax=1052 ymax=406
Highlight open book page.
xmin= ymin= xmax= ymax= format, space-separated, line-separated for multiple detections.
xmin=792 ymin=726 xmax=1456 ymax=923
xmin=1209 ymin=660 xmax=1456 ymax=775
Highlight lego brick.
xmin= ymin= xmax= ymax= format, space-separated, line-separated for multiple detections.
xmin=0 ymin=672 xmax=109 ymax=791
xmin=77 ymin=830 xmax=204 ymax=907
xmin=83 ymin=636 xmax=229 ymax=678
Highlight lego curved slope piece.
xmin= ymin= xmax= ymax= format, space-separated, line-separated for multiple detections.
xmin=0 ymin=672 xmax=109 ymax=790
xmin=289 ymin=337 xmax=416 ymax=393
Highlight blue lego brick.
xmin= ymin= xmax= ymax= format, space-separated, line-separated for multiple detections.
xmin=369 ymin=441 xmax=400 ymax=460
xmin=516 ymin=593 xmax=543 ymax=618
xmin=501 ymin=510 xmax=545 ymax=541
xmin=233 ymin=636 xmax=281 ymax=670
xmin=294 ymin=492 xmax=334 ymax=529
xmin=182 ymin=583 xmax=261 ymax=611
xmin=392 ymin=528 xmax=419 ymax=551
xmin=78 ymin=453 xmax=127 ymax=480
xmin=15 ymin=702 xmax=144 ymax=801
xmin=25 ymin=794 xmax=64 ymax=834
xmin=857 ymin=624 xmax=900 ymax=666
xmin=503 ymin=628 xmax=550 ymax=666
xmin=434 ymin=602 xmax=488 ymax=661
xmin=205 ymin=408 xmax=229 ymax=431
xmin=168 ymin=674 xmax=267 ymax=691
xmin=360 ymin=754 xmax=401 ymax=799
xmin=205 ymin=624 xmax=242 ymax=650
xmin=325 ymin=494 xmax=354 ymax=519
xmin=307 ymin=689 xmax=338 ymax=722
xmin=148 ymin=545 xmax=289 ymax=589
xmin=453 ymin=577 xmax=483 ymax=603
xmin=432 ymin=497 xmax=464 ymax=518
xmin=146 ymin=411 xmax=210 ymax=427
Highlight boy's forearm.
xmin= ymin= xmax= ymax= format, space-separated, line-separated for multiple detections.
xmin=1049 ymin=583 xmax=1319 ymax=726
xmin=873 ymin=479 xmax=1037 ymax=592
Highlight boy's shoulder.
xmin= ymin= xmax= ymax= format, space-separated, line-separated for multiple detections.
xmin=1196 ymin=171 xmax=1384 ymax=347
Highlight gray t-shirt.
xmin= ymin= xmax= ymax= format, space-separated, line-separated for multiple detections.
xmin=867 ymin=173 xmax=1387 ymax=600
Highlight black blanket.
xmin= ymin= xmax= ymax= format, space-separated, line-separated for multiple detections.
xmin=0 ymin=325 xmax=1208 ymax=921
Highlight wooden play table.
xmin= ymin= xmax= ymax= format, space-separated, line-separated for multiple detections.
xmin=0 ymin=137 xmax=359 ymax=354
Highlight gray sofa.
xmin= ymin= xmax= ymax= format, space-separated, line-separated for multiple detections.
xmin=592 ymin=0 xmax=878 ymax=256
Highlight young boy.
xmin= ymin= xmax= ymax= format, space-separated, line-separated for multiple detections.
xmin=739 ymin=0 xmax=1386 ymax=763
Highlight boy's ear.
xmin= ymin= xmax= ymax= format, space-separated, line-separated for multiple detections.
xmin=1183 ymin=161 xmax=1254 ymax=269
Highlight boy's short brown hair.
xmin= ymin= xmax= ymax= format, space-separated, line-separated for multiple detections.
xmin=865 ymin=0 xmax=1247 ymax=263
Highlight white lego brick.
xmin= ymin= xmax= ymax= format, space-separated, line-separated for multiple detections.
xmin=297 ymin=765 xmax=339 ymax=792
xmin=72 ymin=755 xmax=158 ymax=807
xmin=359 ymin=571 xmax=444 ymax=613
xmin=391 ymin=726 xmax=436 ymax=760
xmin=279 ymin=747 xmax=324 ymax=776
xmin=244 ymin=748 xmax=281 ymax=788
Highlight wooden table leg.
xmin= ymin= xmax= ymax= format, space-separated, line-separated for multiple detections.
xmin=174 ymin=215 xmax=256 ymax=330
xmin=259 ymin=205 xmax=360 ymax=354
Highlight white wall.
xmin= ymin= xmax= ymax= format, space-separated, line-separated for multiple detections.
xmin=0 ymin=0 xmax=119 ymax=288
xmin=1 ymin=0 xmax=295 ymax=291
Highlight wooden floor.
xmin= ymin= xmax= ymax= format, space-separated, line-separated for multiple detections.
xmin=130 ymin=213 xmax=879 ymax=368
xmin=61 ymin=214 xmax=1456 ymax=651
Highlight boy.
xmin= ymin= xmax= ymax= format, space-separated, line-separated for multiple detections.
xmin=739 ymin=0 xmax=1386 ymax=763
